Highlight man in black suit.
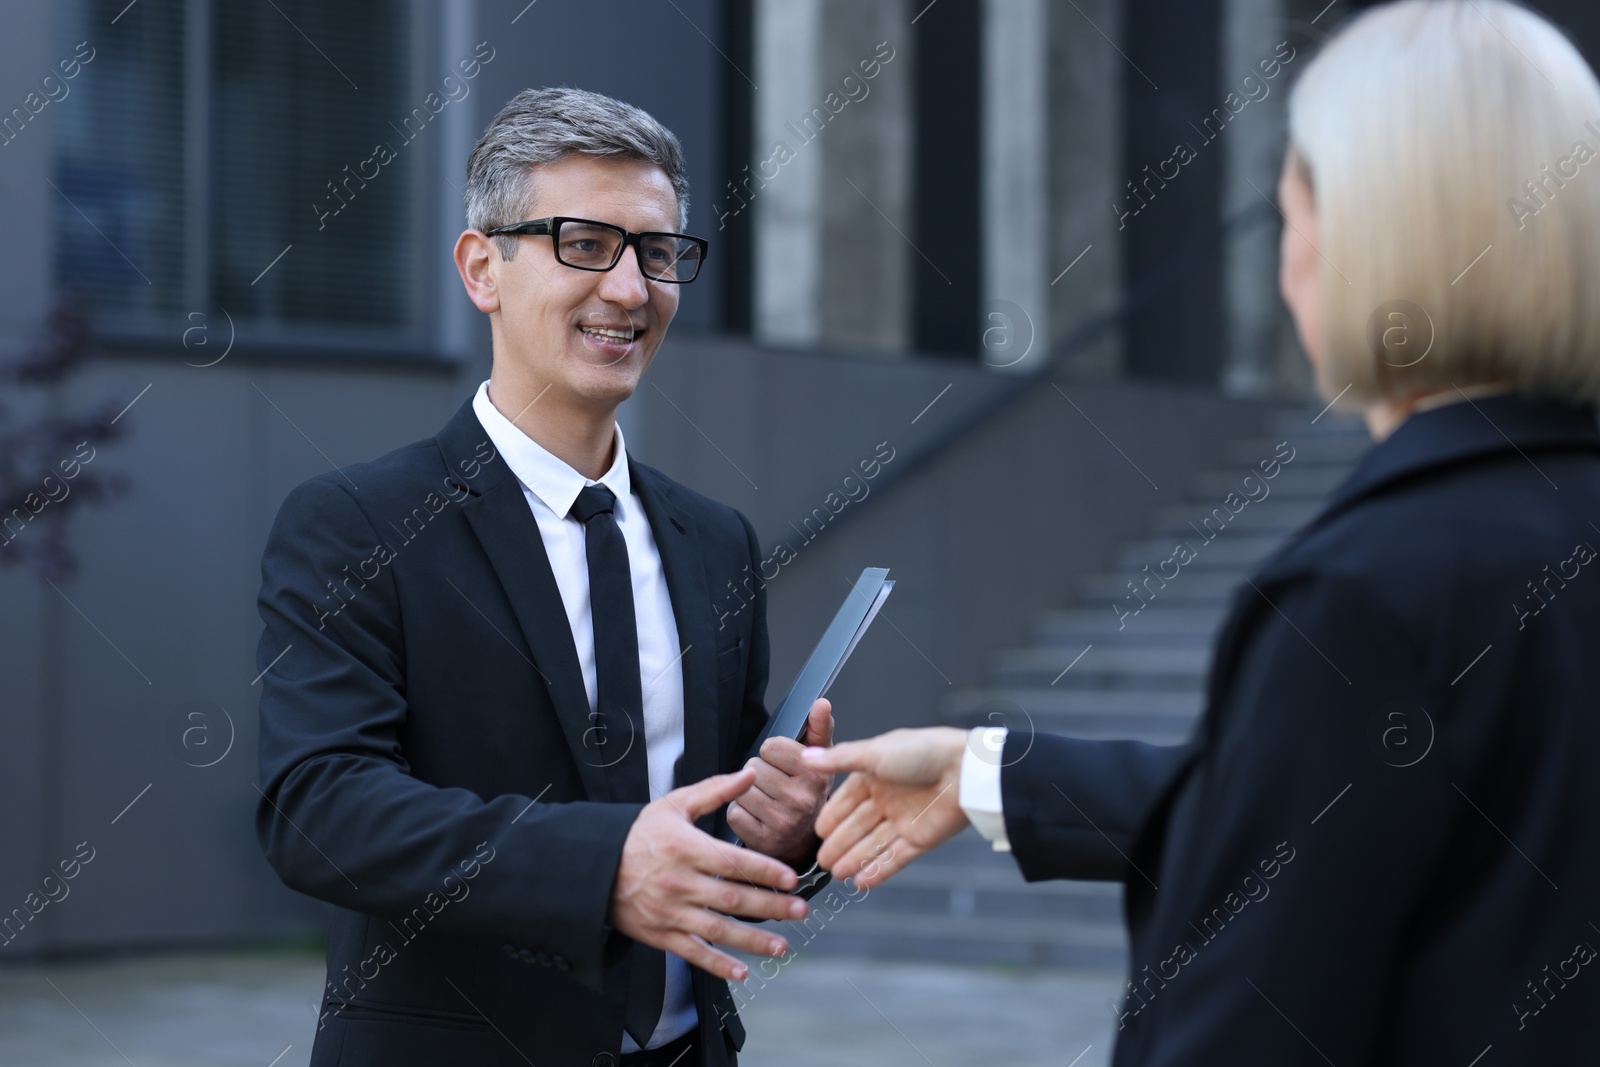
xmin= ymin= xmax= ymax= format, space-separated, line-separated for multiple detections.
xmin=255 ymin=87 xmax=831 ymax=1067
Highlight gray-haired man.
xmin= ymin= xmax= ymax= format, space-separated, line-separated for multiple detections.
xmin=255 ymin=87 xmax=832 ymax=1067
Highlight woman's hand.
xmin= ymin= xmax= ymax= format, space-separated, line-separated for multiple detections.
xmin=801 ymin=727 xmax=970 ymax=887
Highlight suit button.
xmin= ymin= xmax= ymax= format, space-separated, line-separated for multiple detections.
xmin=535 ymin=951 xmax=553 ymax=966
xmin=592 ymin=1054 xmax=618 ymax=1067
xmin=554 ymin=955 xmax=571 ymax=972
xmin=518 ymin=948 xmax=534 ymax=963
xmin=502 ymin=943 xmax=519 ymax=959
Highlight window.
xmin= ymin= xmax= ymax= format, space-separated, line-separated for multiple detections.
xmin=55 ymin=0 xmax=419 ymax=349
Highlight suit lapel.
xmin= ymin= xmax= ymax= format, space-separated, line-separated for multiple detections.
xmin=460 ymin=475 xmax=616 ymax=803
xmin=438 ymin=395 xmax=724 ymax=808
xmin=630 ymin=461 xmax=720 ymax=815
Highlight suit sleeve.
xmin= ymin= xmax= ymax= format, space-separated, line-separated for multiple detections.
xmin=254 ymin=477 xmax=641 ymax=995
xmin=1106 ymin=573 xmax=1456 ymax=1065
xmin=1000 ymin=733 xmax=1191 ymax=882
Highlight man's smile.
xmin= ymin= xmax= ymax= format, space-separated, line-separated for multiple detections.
xmin=578 ymin=321 xmax=646 ymax=358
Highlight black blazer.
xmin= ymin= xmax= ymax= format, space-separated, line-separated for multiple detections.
xmin=254 ymin=398 xmax=769 ymax=1067
xmin=1001 ymin=394 xmax=1600 ymax=1064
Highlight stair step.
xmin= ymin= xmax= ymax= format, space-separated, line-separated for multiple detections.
xmin=1225 ymin=433 xmax=1370 ymax=466
xmin=1036 ymin=606 xmax=1225 ymax=639
xmin=1192 ymin=464 xmax=1347 ymax=498
xmin=1266 ymin=409 xmax=1368 ymax=436
xmin=910 ymin=827 xmax=1022 ymax=861
xmin=943 ymin=688 xmax=1203 ymax=717
xmin=1025 ymin=631 xmax=1214 ymax=656
xmin=853 ymin=869 xmax=1125 ymax=925
xmin=992 ymin=676 xmax=1202 ymax=695
xmin=1150 ymin=499 xmax=1321 ymax=536
xmin=1115 ymin=534 xmax=1284 ymax=569
xmin=992 ymin=646 xmax=1208 ymax=688
xmin=1082 ymin=571 xmax=1243 ymax=603
xmin=941 ymin=689 xmax=1201 ymax=743
xmin=803 ymin=909 xmax=1132 ymax=970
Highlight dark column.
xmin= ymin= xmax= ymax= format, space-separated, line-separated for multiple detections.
xmin=912 ymin=0 xmax=982 ymax=355
xmin=718 ymin=0 xmax=754 ymax=334
xmin=1120 ymin=0 xmax=1224 ymax=386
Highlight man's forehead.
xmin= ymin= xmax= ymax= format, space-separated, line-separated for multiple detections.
xmin=524 ymin=154 xmax=679 ymax=224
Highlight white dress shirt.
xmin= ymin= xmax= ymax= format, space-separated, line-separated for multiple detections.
xmin=960 ymin=727 xmax=1012 ymax=851
xmin=472 ymin=381 xmax=696 ymax=1051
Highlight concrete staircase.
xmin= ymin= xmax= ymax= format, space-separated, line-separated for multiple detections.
xmin=807 ymin=406 xmax=1370 ymax=970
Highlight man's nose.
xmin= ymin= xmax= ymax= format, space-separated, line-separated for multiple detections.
xmin=597 ymin=245 xmax=649 ymax=307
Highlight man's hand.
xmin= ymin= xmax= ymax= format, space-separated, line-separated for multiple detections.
xmin=609 ymin=768 xmax=808 ymax=982
xmin=729 ymin=698 xmax=834 ymax=868
xmin=801 ymin=727 xmax=969 ymax=888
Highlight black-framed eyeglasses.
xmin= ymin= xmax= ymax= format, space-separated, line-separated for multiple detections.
xmin=484 ymin=216 xmax=708 ymax=284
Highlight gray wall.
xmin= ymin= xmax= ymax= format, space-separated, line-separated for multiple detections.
xmin=632 ymin=339 xmax=1272 ymax=743
xmin=0 ymin=358 xmax=473 ymax=954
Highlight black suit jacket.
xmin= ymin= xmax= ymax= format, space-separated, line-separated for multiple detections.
xmin=1002 ymin=394 xmax=1600 ymax=1064
xmin=255 ymin=398 xmax=769 ymax=1067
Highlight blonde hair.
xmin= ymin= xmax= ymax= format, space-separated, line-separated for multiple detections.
xmin=1289 ymin=0 xmax=1600 ymax=407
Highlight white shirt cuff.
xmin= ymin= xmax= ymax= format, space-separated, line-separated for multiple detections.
xmin=959 ymin=727 xmax=1011 ymax=852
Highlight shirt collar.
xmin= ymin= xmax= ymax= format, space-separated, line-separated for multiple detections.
xmin=471 ymin=379 xmax=632 ymax=520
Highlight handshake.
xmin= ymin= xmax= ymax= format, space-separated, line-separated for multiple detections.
xmin=609 ymin=696 xmax=974 ymax=985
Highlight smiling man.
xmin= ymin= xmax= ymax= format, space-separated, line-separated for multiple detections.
xmin=255 ymin=88 xmax=832 ymax=1067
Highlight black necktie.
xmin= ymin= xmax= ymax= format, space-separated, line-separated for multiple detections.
xmin=569 ymin=483 xmax=663 ymax=1048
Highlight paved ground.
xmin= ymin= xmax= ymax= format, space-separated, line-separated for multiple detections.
xmin=0 ymin=946 xmax=1122 ymax=1066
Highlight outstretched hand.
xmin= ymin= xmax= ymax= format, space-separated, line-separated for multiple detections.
xmin=609 ymin=768 xmax=807 ymax=982
xmin=801 ymin=727 xmax=970 ymax=888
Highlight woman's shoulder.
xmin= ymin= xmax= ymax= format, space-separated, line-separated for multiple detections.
xmin=1251 ymin=447 xmax=1600 ymax=658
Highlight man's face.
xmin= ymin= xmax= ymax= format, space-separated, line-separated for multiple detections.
xmin=488 ymin=153 xmax=683 ymax=414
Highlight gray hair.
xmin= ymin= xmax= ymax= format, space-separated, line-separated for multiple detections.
xmin=465 ymin=87 xmax=691 ymax=259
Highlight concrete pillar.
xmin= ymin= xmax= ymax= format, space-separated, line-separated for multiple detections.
xmin=753 ymin=0 xmax=913 ymax=354
xmin=753 ymin=0 xmax=824 ymax=347
xmin=1045 ymin=0 xmax=1126 ymax=380
xmin=433 ymin=0 xmax=479 ymax=364
xmin=980 ymin=0 xmax=1051 ymax=373
xmin=1220 ymin=0 xmax=1313 ymax=398
xmin=817 ymin=0 xmax=913 ymax=353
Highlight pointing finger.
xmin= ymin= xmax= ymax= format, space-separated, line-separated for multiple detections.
xmin=800 ymin=737 xmax=881 ymax=777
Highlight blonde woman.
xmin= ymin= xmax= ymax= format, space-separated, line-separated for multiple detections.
xmin=806 ymin=2 xmax=1600 ymax=1062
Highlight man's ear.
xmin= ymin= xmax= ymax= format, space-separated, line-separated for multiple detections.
xmin=454 ymin=229 xmax=500 ymax=313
